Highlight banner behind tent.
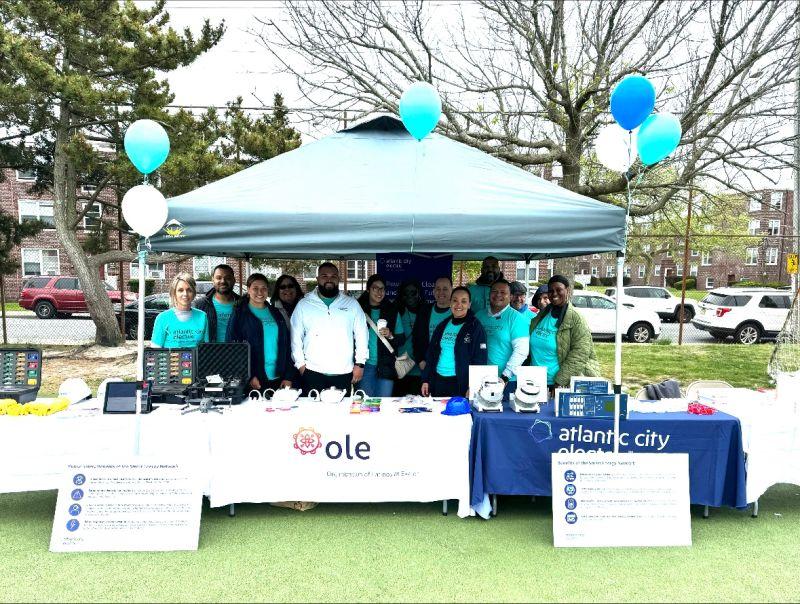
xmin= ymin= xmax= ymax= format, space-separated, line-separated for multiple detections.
xmin=376 ymin=253 xmax=453 ymax=302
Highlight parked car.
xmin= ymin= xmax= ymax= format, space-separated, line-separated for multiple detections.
xmin=691 ymin=287 xmax=792 ymax=344
xmin=118 ymin=293 xmax=170 ymax=340
xmin=604 ymin=286 xmax=698 ymax=323
xmin=19 ymin=275 xmax=137 ymax=319
xmin=571 ymin=291 xmax=661 ymax=343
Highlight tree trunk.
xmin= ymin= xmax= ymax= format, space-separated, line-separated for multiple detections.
xmin=53 ymin=102 xmax=123 ymax=347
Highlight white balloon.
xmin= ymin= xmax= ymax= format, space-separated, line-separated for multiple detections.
xmin=122 ymin=184 xmax=168 ymax=237
xmin=595 ymin=124 xmax=638 ymax=172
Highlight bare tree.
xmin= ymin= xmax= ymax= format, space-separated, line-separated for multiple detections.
xmin=255 ymin=0 xmax=799 ymax=217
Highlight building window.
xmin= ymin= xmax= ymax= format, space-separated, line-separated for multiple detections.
xmin=624 ymin=265 xmax=631 ymax=277
xmin=676 ymin=264 xmax=684 ymax=277
xmin=749 ymin=197 xmax=761 ymax=212
xmin=347 ymin=260 xmax=368 ymax=281
xmin=701 ymin=251 xmax=711 ymax=266
xmin=748 ymin=219 xmax=760 ymax=235
xmin=16 ymin=168 xmax=36 ymax=181
xmin=81 ymin=202 xmax=102 ymax=229
xmin=746 ymin=248 xmax=759 ymax=266
xmin=192 ymin=256 xmax=227 ymax=279
xmin=130 ymin=262 xmax=165 ymax=280
xmin=21 ymin=248 xmax=59 ymax=276
xmin=690 ymin=249 xmax=699 ymax=257
xmin=19 ymin=199 xmax=55 ymax=228
xmin=80 ymin=183 xmax=98 ymax=194
xmin=690 ymin=264 xmax=698 ymax=277
xmin=768 ymin=220 xmax=780 ymax=236
xmin=770 ymin=191 xmax=783 ymax=210
xmin=515 ymin=262 xmax=539 ymax=284
xmin=606 ymin=266 xmax=614 ymax=277
xmin=766 ymin=248 xmax=779 ymax=266
xmin=643 ymin=244 xmax=651 ymax=253
xmin=638 ymin=265 xmax=645 ymax=278
xmin=706 ymin=277 xmax=715 ymax=289
xmin=665 ymin=249 xmax=673 ymax=257
xmin=591 ymin=266 xmax=598 ymax=277
xmin=654 ymin=265 xmax=661 ymax=277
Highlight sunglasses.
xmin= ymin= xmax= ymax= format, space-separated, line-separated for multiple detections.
xmin=278 ymin=284 xmax=294 ymax=290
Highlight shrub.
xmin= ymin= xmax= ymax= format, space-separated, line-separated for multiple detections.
xmin=128 ymin=279 xmax=155 ymax=296
xmin=673 ymin=277 xmax=697 ymax=290
xmin=732 ymin=280 xmax=788 ymax=289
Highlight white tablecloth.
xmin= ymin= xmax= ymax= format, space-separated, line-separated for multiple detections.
xmin=699 ymin=388 xmax=800 ymax=503
xmin=0 ymin=398 xmax=473 ymax=517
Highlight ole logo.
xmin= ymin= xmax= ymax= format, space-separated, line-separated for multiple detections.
xmin=292 ymin=427 xmax=371 ymax=460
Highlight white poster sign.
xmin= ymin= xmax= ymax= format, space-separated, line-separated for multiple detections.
xmin=50 ymin=459 xmax=202 ymax=552
xmin=552 ymin=452 xmax=691 ymax=548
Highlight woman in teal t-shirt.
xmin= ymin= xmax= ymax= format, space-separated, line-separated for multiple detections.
xmin=151 ymin=273 xmax=209 ymax=348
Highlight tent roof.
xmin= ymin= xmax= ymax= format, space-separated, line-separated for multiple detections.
xmin=149 ymin=115 xmax=625 ymax=260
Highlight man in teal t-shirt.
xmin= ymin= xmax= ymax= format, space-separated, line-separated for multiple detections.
xmin=476 ymin=279 xmax=529 ymax=386
xmin=468 ymin=256 xmax=502 ymax=314
xmin=212 ymin=297 xmax=234 ymax=343
xmin=194 ymin=264 xmax=240 ymax=342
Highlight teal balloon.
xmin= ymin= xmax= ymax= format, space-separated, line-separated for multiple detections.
xmin=399 ymin=82 xmax=442 ymax=140
xmin=610 ymin=75 xmax=656 ymax=131
xmin=637 ymin=112 xmax=682 ymax=165
xmin=124 ymin=119 xmax=170 ymax=175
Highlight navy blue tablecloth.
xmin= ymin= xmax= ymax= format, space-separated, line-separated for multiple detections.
xmin=469 ymin=403 xmax=747 ymax=509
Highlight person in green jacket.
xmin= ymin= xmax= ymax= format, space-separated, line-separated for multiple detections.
xmin=528 ymin=275 xmax=600 ymax=388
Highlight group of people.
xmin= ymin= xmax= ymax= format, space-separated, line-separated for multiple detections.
xmin=150 ymin=256 xmax=599 ymax=398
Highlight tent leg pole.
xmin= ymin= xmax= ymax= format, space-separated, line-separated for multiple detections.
xmin=613 ymin=254 xmax=624 ymax=453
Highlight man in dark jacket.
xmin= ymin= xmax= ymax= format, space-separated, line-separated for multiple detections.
xmin=194 ymin=264 xmax=240 ymax=342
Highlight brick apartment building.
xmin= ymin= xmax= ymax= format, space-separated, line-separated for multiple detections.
xmin=575 ymin=189 xmax=795 ymax=290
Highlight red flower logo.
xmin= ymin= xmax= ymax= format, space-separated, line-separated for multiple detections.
xmin=293 ymin=427 xmax=322 ymax=455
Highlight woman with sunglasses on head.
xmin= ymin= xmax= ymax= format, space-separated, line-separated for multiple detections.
xmin=271 ymin=274 xmax=304 ymax=328
xmin=228 ymin=273 xmax=297 ymax=391
xmin=527 ymin=275 xmax=599 ymax=391
xmin=357 ymin=274 xmax=405 ymax=397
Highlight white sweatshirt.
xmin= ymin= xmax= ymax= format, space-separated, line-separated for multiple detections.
xmin=290 ymin=288 xmax=369 ymax=375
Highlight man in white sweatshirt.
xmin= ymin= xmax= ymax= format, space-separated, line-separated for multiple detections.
xmin=290 ymin=262 xmax=369 ymax=394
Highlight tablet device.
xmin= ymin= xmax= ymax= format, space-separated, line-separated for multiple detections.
xmin=103 ymin=381 xmax=153 ymax=414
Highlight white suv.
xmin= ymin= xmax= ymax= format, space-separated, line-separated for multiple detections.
xmin=571 ymin=291 xmax=662 ymax=343
xmin=605 ymin=286 xmax=698 ymax=323
xmin=691 ymin=287 xmax=793 ymax=344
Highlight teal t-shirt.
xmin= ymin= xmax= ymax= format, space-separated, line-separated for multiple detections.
xmin=250 ymin=304 xmax=280 ymax=380
xmin=436 ymin=321 xmax=464 ymax=377
xmin=151 ymin=308 xmax=209 ymax=349
xmin=212 ymin=297 xmax=234 ymax=343
xmin=477 ymin=305 xmax=529 ymax=380
xmin=518 ymin=306 xmax=536 ymax=328
xmin=428 ymin=305 xmax=452 ymax=339
xmin=468 ymin=283 xmax=491 ymax=314
xmin=530 ymin=313 xmax=560 ymax=385
xmin=399 ymin=309 xmax=419 ymax=376
xmin=321 ymin=295 xmax=335 ymax=308
xmin=367 ymin=308 xmax=404 ymax=366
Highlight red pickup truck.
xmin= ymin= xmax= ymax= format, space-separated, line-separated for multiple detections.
xmin=19 ymin=275 xmax=137 ymax=319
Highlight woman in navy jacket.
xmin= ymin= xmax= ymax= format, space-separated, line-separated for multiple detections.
xmin=227 ymin=273 xmax=297 ymax=391
xmin=420 ymin=286 xmax=487 ymax=398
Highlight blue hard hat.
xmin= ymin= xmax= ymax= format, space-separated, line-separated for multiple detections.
xmin=441 ymin=396 xmax=471 ymax=416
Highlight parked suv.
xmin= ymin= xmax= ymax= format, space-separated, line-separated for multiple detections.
xmin=19 ymin=275 xmax=137 ymax=319
xmin=571 ymin=291 xmax=661 ymax=343
xmin=605 ymin=286 xmax=698 ymax=323
xmin=691 ymin=287 xmax=792 ymax=344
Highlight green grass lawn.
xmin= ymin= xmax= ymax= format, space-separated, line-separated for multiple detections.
xmin=1 ymin=302 xmax=23 ymax=312
xmin=1 ymin=488 xmax=798 ymax=602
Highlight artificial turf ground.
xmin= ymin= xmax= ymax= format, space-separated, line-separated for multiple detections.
xmin=1 ymin=485 xmax=799 ymax=602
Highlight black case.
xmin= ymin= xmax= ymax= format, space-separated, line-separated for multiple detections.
xmin=0 ymin=347 xmax=42 ymax=403
xmin=196 ymin=342 xmax=250 ymax=383
xmin=142 ymin=347 xmax=196 ymax=403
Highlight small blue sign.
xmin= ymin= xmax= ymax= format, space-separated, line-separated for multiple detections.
xmin=564 ymin=484 xmax=576 ymax=496
xmin=564 ymin=470 xmax=576 ymax=482
xmin=66 ymin=519 xmax=80 ymax=532
xmin=72 ymin=473 xmax=86 ymax=486
xmin=68 ymin=504 xmax=82 ymax=517
xmin=565 ymin=498 xmax=577 ymax=510
xmin=70 ymin=488 xmax=84 ymax=501
xmin=565 ymin=512 xmax=578 ymax=524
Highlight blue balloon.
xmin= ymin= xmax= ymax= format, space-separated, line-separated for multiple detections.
xmin=124 ymin=119 xmax=170 ymax=175
xmin=637 ymin=112 xmax=682 ymax=165
xmin=399 ymin=82 xmax=442 ymax=141
xmin=610 ymin=75 xmax=656 ymax=131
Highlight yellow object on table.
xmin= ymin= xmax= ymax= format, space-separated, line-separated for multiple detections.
xmin=0 ymin=397 xmax=70 ymax=416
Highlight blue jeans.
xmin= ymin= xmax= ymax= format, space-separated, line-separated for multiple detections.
xmin=357 ymin=363 xmax=394 ymax=397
